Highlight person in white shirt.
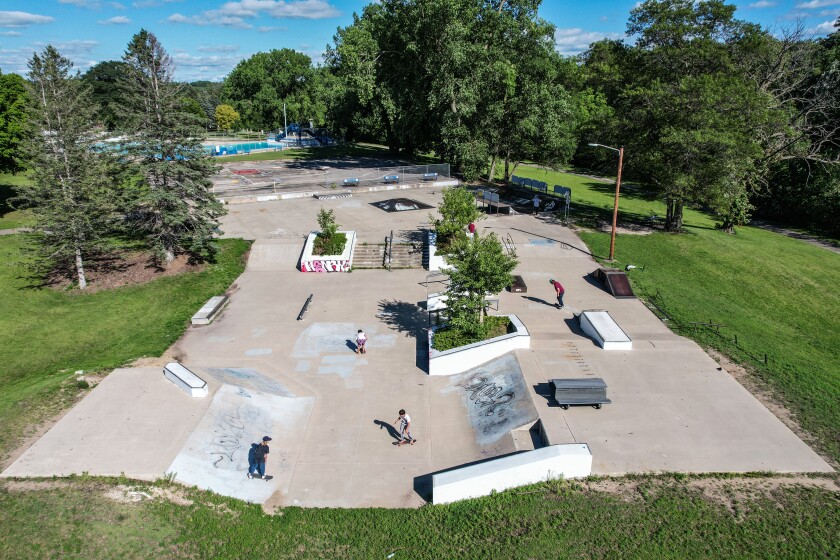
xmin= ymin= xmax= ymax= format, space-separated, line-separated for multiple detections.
xmin=355 ymin=329 xmax=367 ymax=354
xmin=393 ymin=409 xmax=415 ymax=446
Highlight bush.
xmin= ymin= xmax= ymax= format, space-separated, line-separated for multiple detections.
xmin=313 ymin=231 xmax=347 ymax=256
xmin=432 ymin=316 xmax=512 ymax=352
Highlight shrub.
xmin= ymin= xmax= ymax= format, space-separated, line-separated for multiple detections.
xmin=432 ymin=315 xmax=512 ymax=352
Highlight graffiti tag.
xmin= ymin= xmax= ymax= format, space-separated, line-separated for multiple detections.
xmin=459 ymin=373 xmax=515 ymax=418
xmin=301 ymin=259 xmax=351 ymax=272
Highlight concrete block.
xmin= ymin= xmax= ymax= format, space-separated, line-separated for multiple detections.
xmin=191 ymin=295 xmax=228 ymax=326
xmin=429 ymin=315 xmax=530 ymax=375
xmin=164 ymin=362 xmax=208 ymax=398
xmin=432 ymin=444 xmax=592 ymax=504
xmin=579 ymin=310 xmax=632 ymax=350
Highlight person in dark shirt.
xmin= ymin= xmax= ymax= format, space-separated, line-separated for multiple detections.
xmin=248 ymin=436 xmax=271 ymax=479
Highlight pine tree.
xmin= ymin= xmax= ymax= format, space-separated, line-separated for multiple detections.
xmin=119 ymin=29 xmax=224 ymax=266
xmin=17 ymin=46 xmax=115 ymax=289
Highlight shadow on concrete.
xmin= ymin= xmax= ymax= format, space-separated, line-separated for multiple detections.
xmin=377 ymin=299 xmax=430 ymax=372
xmin=507 ymin=228 xmax=600 ymax=259
xmin=412 ymin=449 xmax=526 ymax=503
xmin=397 ymin=228 xmax=426 ymax=244
xmin=583 ymin=272 xmax=607 ymax=292
xmin=345 ymin=339 xmax=359 ymax=353
xmin=373 ymin=419 xmax=403 ymax=442
xmin=522 ymin=295 xmax=557 ymax=308
xmin=532 ymin=383 xmax=561 ymax=408
xmin=564 ymin=317 xmax=599 ymax=347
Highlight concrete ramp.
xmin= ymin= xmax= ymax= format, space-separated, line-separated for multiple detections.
xmin=247 ymin=241 xmax=301 ymax=271
xmin=166 ymin=383 xmax=313 ymax=504
xmin=579 ymin=310 xmax=632 ymax=350
xmin=594 ymin=269 xmax=636 ymax=299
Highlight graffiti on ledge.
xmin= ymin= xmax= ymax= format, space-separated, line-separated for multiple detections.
xmin=301 ymin=259 xmax=351 ymax=272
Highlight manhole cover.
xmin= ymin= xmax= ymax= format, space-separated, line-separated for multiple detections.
xmin=372 ymin=198 xmax=433 ymax=212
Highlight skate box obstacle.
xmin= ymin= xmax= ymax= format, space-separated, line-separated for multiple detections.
xmin=164 ymin=362 xmax=208 ymax=398
xmin=549 ymin=378 xmax=611 ymax=410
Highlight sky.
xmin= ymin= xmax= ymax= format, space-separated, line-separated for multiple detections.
xmin=0 ymin=0 xmax=837 ymax=82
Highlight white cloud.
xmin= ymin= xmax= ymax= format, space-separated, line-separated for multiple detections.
xmin=97 ymin=16 xmax=131 ymax=24
xmin=795 ymin=0 xmax=840 ymax=8
xmin=748 ymin=1 xmax=776 ymax=7
xmin=197 ymin=45 xmax=240 ymax=53
xmin=810 ymin=20 xmax=837 ymax=34
xmin=258 ymin=25 xmax=287 ymax=32
xmin=167 ymin=12 xmax=251 ymax=29
xmin=133 ymin=0 xmax=183 ymax=7
xmin=0 ymin=11 xmax=54 ymax=28
xmin=554 ymin=28 xmax=622 ymax=56
xmin=31 ymin=40 xmax=99 ymax=58
xmin=167 ymin=0 xmax=340 ymax=29
xmin=0 ymin=31 xmax=22 ymax=36
xmin=58 ymin=0 xmax=127 ymax=8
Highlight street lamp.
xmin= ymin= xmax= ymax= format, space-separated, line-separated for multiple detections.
xmin=588 ymin=143 xmax=624 ymax=262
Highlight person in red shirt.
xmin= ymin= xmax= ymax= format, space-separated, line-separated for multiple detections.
xmin=550 ymin=279 xmax=565 ymax=309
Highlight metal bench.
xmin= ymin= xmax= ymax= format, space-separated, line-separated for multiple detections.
xmin=383 ymin=174 xmax=400 ymax=184
xmin=343 ymin=178 xmax=360 ymax=186
xmin=423 ymin=172 xmax=438 ymax=181
xmin=549 ymin=378 xmax=611 ymax=409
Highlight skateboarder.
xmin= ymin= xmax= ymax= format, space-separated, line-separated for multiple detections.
xmin=356 ymin=329 xmax=367 ymax=354
xmin=393 ymin=409 xmax=415 ymax=446
xmin=532 ymin=195 xmax=541 ymax=215
xmin=550 ymin=279 xmax=565 ymax=309
xmin=248 ymin=436 xmax=271 ymax=479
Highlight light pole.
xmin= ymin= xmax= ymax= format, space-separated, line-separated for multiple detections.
xmin=588 ymin=143 xmax=624 ymax=262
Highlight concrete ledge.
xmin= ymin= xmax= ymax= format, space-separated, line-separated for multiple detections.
xmin=191 ymin=295 xmax=228 ymax=325
xmin=432 ymin=444 xmax=592 ymax=504
xmin=426 ymin=231 xmax=449 ymax=272
xmin=300 ymin=230 xmax=357 ymax=272
xmin=428 ymin=314 xmax=530 ymax=376
xmin=164 ymin=362 xmax=208 ymax=398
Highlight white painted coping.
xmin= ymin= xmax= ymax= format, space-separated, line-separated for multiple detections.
xmin=427 ymin=291 xmax=496 ymax=312
xmin=191 ymin=295 xmax=228 ymax=325
xmin=163 ymin=362 xmax=208 ymax=398
xmin=300 ymin=230 xmax=357 ymax=272
xmin=579 ymin=310 xmax=632 ymax=350
xmin=426 ymin=231 xmax=451 ymax=272
xmin=432 ymin=444 xmax=592 ymax=505
xmin=428 ymin=314 xmax=530 ymax=376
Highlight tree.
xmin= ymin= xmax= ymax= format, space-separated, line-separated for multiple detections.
xmin=433 ymin=186 xmax=480 ymax=251
xmin=442 ymin=232 xmax=518 ymax=334
xmin=16 ymin=47 xmax=116 ymax=288
xmin=222 ymin=49 xmax=320 ymax=130
xmin=82 ymin=61 xmax=129 ymax=130
xmin=0 ymin=71 xmax=28 ymax=174
xmin=214 ymin=104 xmax=240 ymax=132
xmin=119 ymin=29 xmax=225 ymax=266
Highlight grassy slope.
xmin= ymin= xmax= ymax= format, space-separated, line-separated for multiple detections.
xmin=515 ymin=165 xmax=840 ymax=463
xmin=0 ymin=477 xmax=836 ymax=559
xmin=0 ymin=173 xmax=33 ymax=229
xmin=0 ymin=236 xmax=251 ymax=457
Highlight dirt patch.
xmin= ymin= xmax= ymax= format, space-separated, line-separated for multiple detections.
xmin=707 ymin=349 xmax=838 ymax=471
xmin=48 ymin=250 xmax=204 ymax=292
xmin=103 ymin=484 xmax=194 ymax=506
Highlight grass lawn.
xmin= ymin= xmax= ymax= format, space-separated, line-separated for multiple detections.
xmin=0 ymin=235 xmax=251 ymax=459
xmin=511 ymin=165 xmax=840 ymax=464
xmin=0 ymin=475 xmax=836 ymax=559
xmin=221 ymin=142 xmax=439 ymax=164
xmin=0 ymin=173 xmax=34 ymax=230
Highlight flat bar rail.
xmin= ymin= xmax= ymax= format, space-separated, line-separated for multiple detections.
xmin=297 ymin=294 xmax=314 ymax=321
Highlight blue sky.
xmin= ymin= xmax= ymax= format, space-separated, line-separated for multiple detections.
xmin=0 ymin=0 xmax=837 ymax=82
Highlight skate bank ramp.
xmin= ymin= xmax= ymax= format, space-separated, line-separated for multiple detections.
xmin=579 ymin=310 xmax=632 ymax=350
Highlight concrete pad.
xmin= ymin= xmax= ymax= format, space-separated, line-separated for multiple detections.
xmin=2 ymin=368 xmax=212 ymax=478
xmin=166 ymin=383 xmax=313 ymax=503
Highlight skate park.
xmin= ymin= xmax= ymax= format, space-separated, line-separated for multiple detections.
xmin=2 ymin=183 xmax=832 ymax=508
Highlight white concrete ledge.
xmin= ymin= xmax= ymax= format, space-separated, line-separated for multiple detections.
xmin=426 ymin=231 xmax=450 ymax=272
xmin=579 ymin=310 xmax=632 ymax=350
xmin=163 ymin=362 xmax=208 ymax=398
xmin=300 ymin=230 xmax=357 ymax=272
xmin=220 ymin=179 xmax=459 ymax=205
xmin=428 ymin=314 xmax=530 ymax=376
xmin=191 ymin=295 xmax=228 ymax=325
xmin=432 ymin=444 xmax=592 ymax=504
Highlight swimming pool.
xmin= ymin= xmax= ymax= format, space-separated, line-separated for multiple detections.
xmin=205 ymin=141 xmax=277 ymax=155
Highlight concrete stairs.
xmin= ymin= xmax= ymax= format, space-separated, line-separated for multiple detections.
xmin=353 ymin=244 xmax=385 ymax=268
xmin=389 ymin=243 xmax=423 ymax=269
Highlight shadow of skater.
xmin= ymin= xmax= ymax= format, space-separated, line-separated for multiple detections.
xmin=522 ymin=295 xmax=556 ymax=308
xmin=374 ymin=419 xmax=403 ymax=442
xmin=345 ymin=339 xmax=358 ymax=353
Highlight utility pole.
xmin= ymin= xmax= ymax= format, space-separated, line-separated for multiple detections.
xmin=283 ymin=102 xmax=287 ymax=137
xmin=588 ymin=143 xmax=625 ymax=261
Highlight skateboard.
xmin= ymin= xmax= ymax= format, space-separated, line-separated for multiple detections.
xmin=247 ymin=474 xmax=274 ymax=481
xmin=393 ymin=438 xmax=417 ymax=446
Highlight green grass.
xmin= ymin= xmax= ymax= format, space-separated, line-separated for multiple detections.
xmin=0 ymin=236 xmax=251 ymax=458
xmin=0 ymin=173 xmax=34 ymax=230
xmin=221 ymin=142 xmax=439 ymax=164
xmin=0 ymin=475 xmax=836 ymax=559
xmin=512 ymin=164 xmax=840 ymax=463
